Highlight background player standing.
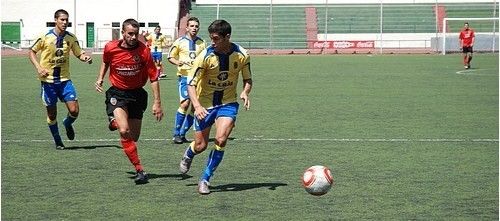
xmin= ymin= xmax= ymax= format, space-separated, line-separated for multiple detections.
xmin=95 ymin=18 xmax=164 ymax=184
xmin=145 ymin=26 xmax=171 ymax=78
xmin=28 ymin=9 xmax=92 ymax=150
xmin=167 ymin=17 xmax=206 ymax=144
xmin=459 ymin=22 xmax=475 ymax=69
xmin=178 ymin=20 xmax=253 ymax=194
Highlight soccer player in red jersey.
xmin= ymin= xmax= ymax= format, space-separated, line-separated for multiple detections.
xmin=459 ymin=22 xmax=475 ymax=69
xmin=95 ymin=18 xmax=164 ymax=185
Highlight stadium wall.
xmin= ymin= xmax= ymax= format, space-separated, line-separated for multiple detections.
xmin=1 ymin=0 xmax=179 ymax=48
xmin=196 ymin=0 xmax=495 ymax=4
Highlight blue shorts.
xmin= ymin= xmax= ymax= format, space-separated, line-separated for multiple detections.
xmin=177 ymin=76 xmax=189 ymax=102
xmin=41 ymin=80 xmax=78 ymax=107
xmin=152 ymin=52 xmax=162 ymax=62
xmin=194 ymin=102 xmax=239 ymax=131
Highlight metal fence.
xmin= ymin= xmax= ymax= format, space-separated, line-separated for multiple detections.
xmin=190 ymin=1 xmax=499 ymax=54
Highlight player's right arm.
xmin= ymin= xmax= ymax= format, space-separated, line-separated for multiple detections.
xmin=29 ymin=50 xmax=49 ymax=78
xmin=167 ymin=40 xmax=185 ymax=67
xmin=470 ymin=30 xmax=475 ymax=47
xmin=95 ymin=61 xmax=109 ymax=93
xmin=28 ymin=37 xmax=50 ymax=78
xmin=187 ymin=55 xmax=208 ymax=120
xmin=187 ymin=84 xmax=207 ymax=120
xmin=458 ymin=31 xmax=464 ymax=49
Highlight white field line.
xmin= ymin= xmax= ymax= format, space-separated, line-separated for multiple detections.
xmin=1 ymin=138 xmax=498 ymax=143
xmin=455 ymin=68 xmax=496 ymax=75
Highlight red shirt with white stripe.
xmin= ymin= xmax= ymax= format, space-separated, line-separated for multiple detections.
xmin=459 ymin=28 xmax=475 ymax=47
xmin=103 ymin=40 xmax=158 ymax=90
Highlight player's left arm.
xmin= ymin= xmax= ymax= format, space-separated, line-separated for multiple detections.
xmin=150 ymin=80 xmax=164 ymax=122
xmin=240 ymin=78 xmax=253 ymax=111
xmin=240 ymin=57 xmax=252 ymax=110
xmin=471 ymin=31 xmax=475 ymax=47
xmin=164 ymin=35 xmax=172 ymax=48
xmin=95 ymin=60 xmax=109 ymax=93
xmin=71 ymin=38 xmax=92 ymax=64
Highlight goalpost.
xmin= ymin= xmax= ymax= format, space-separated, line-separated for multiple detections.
xmin=442 ymin=17 xmax=499 ymax=55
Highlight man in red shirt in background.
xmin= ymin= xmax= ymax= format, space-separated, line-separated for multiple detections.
xmin=95 ymin=18 xmax=164 ymax=185
xmin=459 ymin=22 xmax=475 ymax=69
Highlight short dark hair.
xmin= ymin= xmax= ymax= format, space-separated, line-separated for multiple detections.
xmin=464 ymin=22 xmax=469 ymax=25
xmin=122 ymin=18 xmax=139 ymax=31
xmin=54 ymin=9 xmax=69 ymax=19
xmin=187 ymin=17 xmax=200 ymax=25
xmin=208 ymin=20 xmax=231 ymax=36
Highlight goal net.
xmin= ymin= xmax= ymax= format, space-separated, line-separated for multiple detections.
xmin=441 ymin=17 xmax=499 ymax=54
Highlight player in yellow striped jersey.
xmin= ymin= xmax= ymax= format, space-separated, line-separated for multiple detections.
xmin=178 ymin=20 xmax=253 ymax=194
xmin=145 ymin=26 xmax=171 ymax=78
xmin=168 ymin=17 xmax=206 ymax=144
xmin=28 ymin=9 xmax=92 ymax=149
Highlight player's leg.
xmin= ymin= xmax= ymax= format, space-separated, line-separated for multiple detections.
xmin=125 ymin=89 xmax=148 ymax=184
xmin=62 ymin=100 xmax=78 ymax=140
xmin=201 ymin=117 xmax=234 ymax=180
xmin=467 ymin=47 xmax=473 ymax=68
xmin=156 ymin=52 xmax=166 ymax=78
xmin=179 ymin=76 xmax=193 ymax=142
xmin=198 ymin=103 xmax=238 ymax=194
xmin=179 ymin=107 xmax=216 ymax=174
xmin=115 ymin=108 xmax=144 ymax=179
xmin=158 ymin=62 xmax=165 ymax=78
xmin=179 ymin=126 xmax=211 ymax=174
xmin=178 ymin=99 xmax=194 ymax=143
xmin=105 ymin=88 xmax=119 ymax=131
xmin=172 ymin=77 xmax=190 ymax=144
xmin=115 ymin=108 xmax=147 ymax=184
xmin=41 ymin=82 xmax=64 ymax=149
xmin=462 ymin=48 xmax=469 ymax=69
xmin=46 ymin=106 xmax=64 ymax=149
xmin=172 ymin=105 xmax=188 ymax=143
xmin=61 ymin=80 xmax=79 ymax=140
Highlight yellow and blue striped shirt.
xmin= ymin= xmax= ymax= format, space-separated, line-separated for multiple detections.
xmin=187 ymin=43 xmax=251 ymax=109
xmin=168 ymin=36 xmax=206 ymax=76
xmin=30 ymin=29 xmax=84 ymax=83
xmin=146 ymin=33 xmax=169 ymax=52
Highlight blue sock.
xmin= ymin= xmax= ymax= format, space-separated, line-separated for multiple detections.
xmin=173 ymin=111 xmax=186 ymax=136
xmin=62 ymin=114 xmax=77 ymax=127
xmin=185 ymin=146 xmax=196 ymax=159
xmin=179 ymin=114 xmax=194 ymax=136
xmin=48 ymin=121 xmax=62 ymax=144
xmin=201 ymin=149 xmax=225 ymax=182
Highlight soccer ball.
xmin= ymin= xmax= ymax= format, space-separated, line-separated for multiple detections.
xmin=302 ymin=165 xmax=334 ymax=196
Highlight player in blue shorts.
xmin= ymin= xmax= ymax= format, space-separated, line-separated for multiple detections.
xmin=29 ymin=9 xmax=92 ymax=149
xmin=168 ymin=17 xmax=206 ymax=144
xmin=178 ymin=20 xmax=253 ymax=194
xmin=146 ymin=26 xmax=171 ymax=78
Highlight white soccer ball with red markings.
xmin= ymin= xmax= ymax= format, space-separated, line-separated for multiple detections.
xmin=302 ymin=165 xmax=334 ymax=196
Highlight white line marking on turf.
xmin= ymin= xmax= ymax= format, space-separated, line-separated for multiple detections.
xmin=1 ymin=138 xmax=498 ymax=143
xmin=456 ymin=69 xmax=475 ymax=74
xmin=455 ymin=69 xmax=495 ymax=75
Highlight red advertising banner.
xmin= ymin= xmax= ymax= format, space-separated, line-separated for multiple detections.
xmin=312 ymin=41 xmax=375 ymax=49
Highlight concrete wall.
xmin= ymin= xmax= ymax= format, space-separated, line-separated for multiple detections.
xmin=1 ymin=0 xmax=179 ymax=48
xmin=196 ymin=0 xmax=495 ymax=5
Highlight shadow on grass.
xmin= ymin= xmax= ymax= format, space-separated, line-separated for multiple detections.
xmin=187 ymin=182 xmax=288 ymax=192
xmin=207 ymin=137 xmax=236 ymax=142
xmin=126 ymin=171 xmax=193 ymax=180
xmin=63 ymin=144 xmax=122 ymax=150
